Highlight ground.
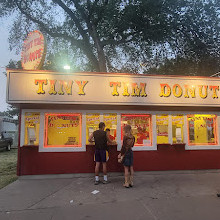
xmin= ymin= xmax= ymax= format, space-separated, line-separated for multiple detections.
xmin=1 ymin=170 xmax=220 ymax=220
xmin=0 ymin=148 xmax=17 ymax=189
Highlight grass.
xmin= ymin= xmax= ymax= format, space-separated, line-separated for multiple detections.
xmin=0 ymin=148 xmax=18 ymax=189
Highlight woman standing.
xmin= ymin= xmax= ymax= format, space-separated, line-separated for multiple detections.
xmin=121 ymin=125 xmax=135 ymax=188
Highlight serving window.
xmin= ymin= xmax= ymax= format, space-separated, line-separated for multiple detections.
xmin=86 ymin=113 xmax=100 ymax=144
xmin=121 ymin=114 xmax=152 ymax=146
xmin=24 ymin=112 xmax=40 ymax=145
xmin=172 ymin=115 xmax=184 ymax=144
xmin=156 ymin=115 xmax=169 ymax=144
xmin=44 ymin=113 xmax=81 ymax=147
xmin=104 ymin=113 xmax=117 ymax=141
xmin=187 ymin=114 xmax=218 ymax=145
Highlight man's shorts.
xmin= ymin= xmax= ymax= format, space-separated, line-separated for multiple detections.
xmin=94 ymin=149 xmax=109 ymax=162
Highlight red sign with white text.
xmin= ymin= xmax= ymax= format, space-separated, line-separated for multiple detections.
xmin=21 ymin=30 xmax=46 ymax=70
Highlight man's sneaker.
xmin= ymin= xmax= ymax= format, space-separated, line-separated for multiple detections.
xmin=94 ymin=180 xmax=100 ymax=185
xmin=102 ymin=180 xmax=110 ymax=184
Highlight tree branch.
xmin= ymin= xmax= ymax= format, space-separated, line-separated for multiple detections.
xmin=52 ymin=0 xmax=100 ymax=71
xmin=15 ymin=0 xmax=80 ymax=46
xmin=102 ymin=37 xmax=134 ymax=47
xmin=72 ymin=0 xmax=107 ymax=71
xmin=93 ymin=0 xmax=109 ymax=26
xmin=15 ymin=0 xmax=100 ymax=71
xmin=71 ymin=0 xmax=93 ymax=34
xmin=52 ymin=0 xmax=89 ymax=38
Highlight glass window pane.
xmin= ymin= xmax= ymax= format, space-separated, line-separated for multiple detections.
xmin=44 ymin=113 xmax=81 ymax=147
xmin=172 ymin=115 xmax=184 ymax=144
xmin=24 ymin=112 xmax=40 ymax=145
xmin=187 ymin=114 xmax=218 ymax=145
xmin=86 ymin=113 xmax=100 ymax=144
xmin=103 ymin=113 xmax=117 ymax=141
xmin=121 ymin=114 xmax=152 ymax=146
xmin=156 ymin=115 xmax=169 ymax=144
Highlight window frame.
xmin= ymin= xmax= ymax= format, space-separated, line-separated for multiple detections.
xmin=187 ymin=114 xmax=218 ymax=146
xmin=86 ymin=113 xmax=101 ymax=145
xmin=156 ymin=114 xmax=169 ymax=144
xmin=20 ymin=109 xmax=220 ymax=152
xmin=24 ymin=112 xmax=40 ymax=146
xmin=171 ymin=115 xmax=185 ymax=144
xmin=44 ymin=113 xmax=82 ymax=148
xmin=103 ymin=113 xmax=117 ymax=142
xmin=121 ymin=114 xmax=153 ymax=147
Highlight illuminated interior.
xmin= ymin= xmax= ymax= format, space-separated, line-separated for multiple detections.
xmin=24 ymin=112 xmax=40 ymax=145
xmin=187 ymin=114 xmax=218 ymax=145
xmin=172 ymin=115 xmax=184 ymax=144
xmin=86 ymin=113 xmax=100 ymax=144
xmin=121 ymin=114 xmax=152 ymax=146
xmin=44 ymin=113 xmax=82 ymax=147
xmin=156 ymin=115 xmax=169 ymax=144
xmin=24 ymin=112 xmax=219 ymax=148
xmin=104 ymin=113 xmax=117 ymax=141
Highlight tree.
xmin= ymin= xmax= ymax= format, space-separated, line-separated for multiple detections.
xmin=0 ymin=106 xmax=19 ymax=122
xmin=146 ymin=56 xmax=220 ymax=76
xmin=1 ymin=0 xmax=220 ymax=75
xmin=6 ymin=59 xmax=22 ymax=70
xmin=145 ymin=0 xmax=220 ymax=76
xmin=0 ymin=60 xmax=21 ymax=120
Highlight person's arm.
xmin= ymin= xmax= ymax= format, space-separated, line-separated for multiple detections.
xmin=132 ymin=137 xmax=135 ymax=148
xmin=121 ymin=136 xmax=127 ymax=155
xmin=88 ymin=133 xmax=94 ymax=143
xmin=106 ymin=134 xmax=116 ymax=145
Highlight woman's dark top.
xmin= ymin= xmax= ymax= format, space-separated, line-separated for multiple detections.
xmin=121 ymin=135 xmax=135 ymax=155
xmin=93 ymin=130 xmax=108 ymax=150
xmin=121 ymin=134 xmax=135 ymax=166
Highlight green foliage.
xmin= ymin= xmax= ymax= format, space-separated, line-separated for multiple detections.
xmin=6 ymin=59 xmax=22 ymax=69
xmin=147 ymin=56 xmax=220 ymax=76
xmin=1 ymin=0 xmax=220 ymax=75
xmin=0 ymin=149 xmax=17 ymax=189
xmin=0 ymin=105 xmax=19 ymax=123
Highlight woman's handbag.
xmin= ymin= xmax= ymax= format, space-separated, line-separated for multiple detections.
xmin=118 ymin=153 xmax=124 ymax=163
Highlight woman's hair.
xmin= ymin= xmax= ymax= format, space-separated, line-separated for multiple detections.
xmin=124 ymin=124 xmax=132 ymax=135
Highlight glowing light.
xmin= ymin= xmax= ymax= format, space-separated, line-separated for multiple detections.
xmin=44 ymin=113 xmax=82 ymax=148
xmin=121 ymin=114 xmax=152 ymax=147
xmin=64 ymin=65 xmax=70 ymax=70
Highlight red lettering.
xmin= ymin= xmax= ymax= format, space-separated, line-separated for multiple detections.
xmin=28 ymin=49 xmax=42 ymax=62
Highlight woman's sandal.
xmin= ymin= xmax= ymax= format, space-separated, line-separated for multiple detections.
xmin=123 ymin=182 xmax=130 ymax=188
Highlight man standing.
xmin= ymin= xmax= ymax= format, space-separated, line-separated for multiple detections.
xmin=88 ymin=122 xmax=114 ymax=184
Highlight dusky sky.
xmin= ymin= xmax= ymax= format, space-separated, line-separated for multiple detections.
xmin=0 ymin=18 xmax=19 ymax=112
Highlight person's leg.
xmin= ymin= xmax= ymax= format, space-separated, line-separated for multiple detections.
xmin=128 ymin=151 xmax=134 ymax=187
xmin=102 ymin=162 xmax=108 ymax=183
xmin=123 ymin=166 xmax=130 ymax=188
xmin=95 ymin=162 xmax=100 ymax=176
xmin=102 ymin=162 xmax=107 ymax=175
xmin=101 ymin=150 xmax=109 ymax=183
xmin=94 ymin=149 xmax=101 ymax=184
xmin=129 ymin=166 xmax=134 ymax=187
xmin=94 ymin=162 xmax=101 ymax=184
xmin=130 ymin=166 xmax=134 ymax=175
